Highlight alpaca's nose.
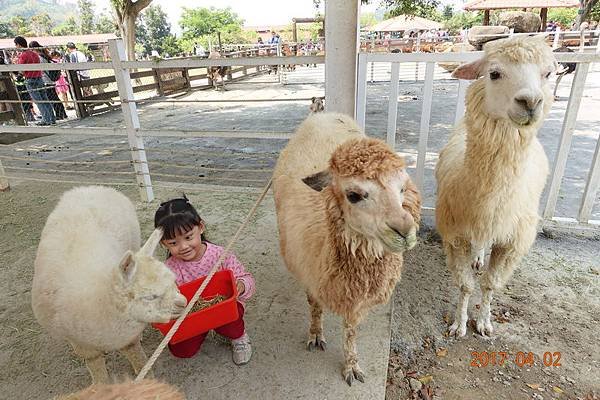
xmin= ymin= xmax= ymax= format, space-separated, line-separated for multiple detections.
xmin=515 ymin=95 xmax=542 ymax=114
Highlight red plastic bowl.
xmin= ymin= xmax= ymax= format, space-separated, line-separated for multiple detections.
xmin=152 ymin=269 xmax=239 ymax=345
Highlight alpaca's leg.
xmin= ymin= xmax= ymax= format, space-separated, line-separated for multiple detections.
xmin=306 ymin=293 xmax=326 ymax=351
xmin=446 ymin=240 xmax=476 ymax=338
xmin=71 ymin=342 xmax=109 ymax=384
xmin=553 ymin=73 xmax=565 ymax=99
xmin=470 ymin=241 xmax=486 ymax=271
xmin=477 ymin=223 xmax=537 ymax=336
xmin=120 ymin=338 xmax=153 ymax=378
xmin=342 ymin=317 xmax=365 ymax=386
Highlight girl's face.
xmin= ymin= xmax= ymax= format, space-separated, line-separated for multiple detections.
xmin=161 ymin=223 xmax=205 ymax=262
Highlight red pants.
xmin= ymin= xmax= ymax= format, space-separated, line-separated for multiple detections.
xmin=168 ymin=302 xmax=245 ymax=358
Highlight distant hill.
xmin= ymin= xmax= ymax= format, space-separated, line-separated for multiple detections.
xmin=0 ymin=0 xmax=77 ymax=24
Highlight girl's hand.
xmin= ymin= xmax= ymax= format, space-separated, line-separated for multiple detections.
xmin=236 ymin=280 xmax=245 ymax=296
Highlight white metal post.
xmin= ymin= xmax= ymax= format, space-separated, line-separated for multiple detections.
xmin=552 ymin=26 xmax=561 ymax=49
xmin=578 ymin=134 xmax=600 ymax=223
xmin=386 ymin=62 xmax=400 ymax=148
xmin=454 ymin=79 xmax=468 ymax=125
xmin=108 ymin=39 xmax=154 ymax=202
xmin=543 ymin=62 xmax=590 ymax=219
xmin=415 ymin=62 xmax=435 ymax=192
xmin=325 ymin=0 xmax=360 ymax=116
xmin=355 ymin=53 xmax=368 ymax=129
xmin=0 ymin=158 xmax=9 ymax=191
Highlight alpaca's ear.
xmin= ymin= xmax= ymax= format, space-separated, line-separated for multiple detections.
xmin=311 ymin=96 xmax=316 ymax=102
xmin=119 ymin=250 xmax=137 ymax=282
xmin=452 ymin=58 xmax=485 ymax=80
xmin=302 ymin=169 xmax=332 ymax=192
xmin=141 ymin=228 xmax=163 ymax=257
xmin=403 ymin=177 xmax=422 ymax=227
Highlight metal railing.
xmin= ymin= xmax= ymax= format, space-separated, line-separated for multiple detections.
xmin=356 ymin=50 xmax=600 ymax=232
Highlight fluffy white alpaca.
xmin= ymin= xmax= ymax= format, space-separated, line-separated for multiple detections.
xmin=435 ymin=35 xmax=557 ymax=337
xmin=273 ymin=113 xmax=421 ymax=385
xmin=32 ymin=186 xmax=187 ymax=384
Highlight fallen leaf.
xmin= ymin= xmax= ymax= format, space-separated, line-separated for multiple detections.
xmin=436 ymin=348 xmax=448 ymax=357
xmin=494 ymin=315 xmax=510 ymax=323
xmin=553 ymin=386 xmax=564 ymax=394
xmin=419 ymin=385 xmax=434 ymax=400
xmin=406 ymin=370 xmax=418 ymax=378
xmin=418 ymin=375 xmax=433 ymax=385
xmin=475 ymin=304 xmax=481 ymax=309
xmin=527 ymin=383 xmax=541 ymax=390
xmin=443 ymin=314 xmax=450 ymax=324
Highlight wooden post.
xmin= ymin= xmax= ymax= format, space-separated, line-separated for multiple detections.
xmin=325 ymin=0 xmax=360 ymax=116
xmin=108 ymin=39 xmax=154 ymax=203
xmin=483 ymin=10 xmax=490 ymax=26
xmin=0 ymin=158 xmax=9 ymax=191
xmin=540 ymin=8 xmax=548 ymax=32
xmin=0 ymin=73 xmax=25 ymax=125
xmin=67 ymin=70 xmax=88 ymax=119
xmin=217 ymin=32 xmax=222 ymax=50
xmin=292 ymin=20 xmax=298 ymax=43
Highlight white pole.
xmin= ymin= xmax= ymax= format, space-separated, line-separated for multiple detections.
xmin=108 ymin=39 xmax=154 ymax=202
xmin=326 ymin=0 xmax=360 ymax=116
xmin=553 ymin=26 xmax=561 ymax=49
xmin=0 ymin=158 xmax=9 ymax=191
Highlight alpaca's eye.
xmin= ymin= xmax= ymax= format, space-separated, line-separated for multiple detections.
xmin=143 ymin=294 xmax=160 ymax=301
xmin=346 ymin=191 xmax=366 ymax=203
xmin=489 ymin=71 xmax=501 ymax=80
xmin=400 ymin=187 xmax=406 ymax=194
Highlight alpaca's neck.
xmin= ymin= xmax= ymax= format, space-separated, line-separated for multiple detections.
xmin=463 ymin=79 xmax=539 ymax=180
xmin=324 ymin=188 xmax=386 ymax=262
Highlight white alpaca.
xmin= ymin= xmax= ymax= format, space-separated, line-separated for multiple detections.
xmin=32 ymin=186 xmax=187 ymax=384
xmin=435 ymin=35 xmax=557 ymax=337
xmin=273 ymin=113 xmax=421 ymax=385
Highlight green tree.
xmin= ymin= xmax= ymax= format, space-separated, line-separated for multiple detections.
xmin=443 ymin=11 xmax=483 ymax=35
xmin=179 ymin=7 xmax=244 ymax=42
xmin=0 ymin=22 xmax=15 ymax=38
xmin=78 ymin=0 xmax=94 ymax=34
xmin=381 ymin=0 xmax=440 ymax=19
xmin=30 ymin=13 xmax=54 ymax=36
xmin=110 ymin=0 xmax=153 ymax=60
xmin=137 ymin=5 xmax=180 ymax=56
xmin=96 ymin=13 xmax=117 ymax=34
xmin=442 ymin=5 xmax=454 ymax=20
xmin=360 ymin=12 xmax=378 ymax=29
xmin=51 ymin=16 xmax=79 ymax=35
xmin=547 ymin=8 xmax=577 ymax=27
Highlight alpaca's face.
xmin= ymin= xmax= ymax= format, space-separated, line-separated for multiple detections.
xmin=122 ymin=254 xmax=187 ymax=324
xmin=336 ymin=169 xmax=418 ymax=253
xmin=483 ymin=60 xmax=555 ymax=126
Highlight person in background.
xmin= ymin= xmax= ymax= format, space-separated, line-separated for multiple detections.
xmin=50 ymin=50 xmax=72 ymax=111
xmin=66 ymin=42 xmax=92 ymax=97
xmin=29 ymin=41 xmax=67 ymax=120
xmin=14 ymin=36 xmax=56 ymax=126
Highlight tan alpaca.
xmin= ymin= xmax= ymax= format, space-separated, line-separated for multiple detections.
xmin=56 ymin=379 xmax=185 ymax=400
xmin=435 ymin=35 xmax=557 ymax=337
xmin=273 ymin=113 xmax=421 ymax=385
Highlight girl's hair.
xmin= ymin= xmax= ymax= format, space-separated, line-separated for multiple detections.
xmin=154 ymin=195 xmax=207 ymax=241
xmin=28 ymin=41 xmax=51 ymax=60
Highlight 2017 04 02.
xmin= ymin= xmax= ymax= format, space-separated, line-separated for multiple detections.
xmin=470 ymin=351 xmax=562 ymax=368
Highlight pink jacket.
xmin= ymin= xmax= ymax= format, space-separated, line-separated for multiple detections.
xmin=165 ymin=242 xmax=255 ymax=303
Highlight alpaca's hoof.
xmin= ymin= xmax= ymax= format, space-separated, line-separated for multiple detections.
xmin=448 ymin=321 xmax=467 ymax=338
xmin=306 ymin=335 xmax=327 ymax=351
xmin=343 ymin=365 xmax=365 ymax=386
xmin=476 ymin=317 xmax=494 ymax=337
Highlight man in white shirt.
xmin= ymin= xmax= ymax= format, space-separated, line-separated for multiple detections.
xmin=66 ymin=42 xmax=92 ymax=96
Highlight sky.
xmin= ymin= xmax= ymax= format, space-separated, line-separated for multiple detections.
xmin=70 ymin=0 xmax=465 ymax=34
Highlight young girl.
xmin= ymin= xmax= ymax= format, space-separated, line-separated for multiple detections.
xmin=154 ymin=196 xmax=255 ymax=365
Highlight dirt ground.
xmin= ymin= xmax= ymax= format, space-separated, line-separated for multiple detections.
xmin=386 ymin=223 xmax=600 ymax=400
xmin=1 ymin=178 xmax=598 ymax=400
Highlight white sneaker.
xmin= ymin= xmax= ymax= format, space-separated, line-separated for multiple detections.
xmin=231 ymin=333 xmax=252 ymax=365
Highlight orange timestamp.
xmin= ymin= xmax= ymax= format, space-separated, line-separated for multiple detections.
xmin=470 ymin=351 xmax=562 ymax=368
